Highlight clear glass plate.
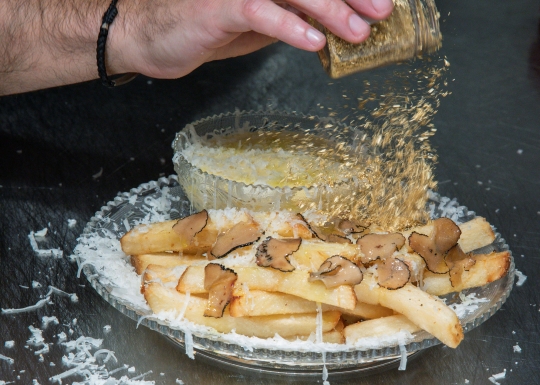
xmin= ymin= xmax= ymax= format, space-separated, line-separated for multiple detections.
xmin=75 ymin=175 xmax=515 ymax=375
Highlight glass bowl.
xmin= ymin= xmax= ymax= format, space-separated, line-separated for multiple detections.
xmin=171 ymin=111 xmax=370 ymax=214
xmin=74 ymin=176 xmax=515 ymax=377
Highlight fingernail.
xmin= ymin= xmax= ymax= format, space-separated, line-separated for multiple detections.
xmin=372 ymin=0 xmax=392 ymax=14
xmin=348 ymin=14 xmax=369 ymax=37
xmin=306 ymin=28 xmax=325 ymax=46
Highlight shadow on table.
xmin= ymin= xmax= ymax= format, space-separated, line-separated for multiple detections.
xmin=528 ymin=14 xmax=540 ymax=93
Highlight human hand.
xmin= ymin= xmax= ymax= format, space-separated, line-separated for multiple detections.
xmin=109 ymin=0 xmax=394 ymax=80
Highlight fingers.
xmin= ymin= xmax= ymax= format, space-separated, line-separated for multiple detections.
xmin=347 ymin=0 xmax=394 ymax=21
xmin=288 ymin=0 xmax=371 ymax=44
xmin=223 ymin=0 xmax=327 ymax=51
xmin=223 ymin=0 xmax=394 ymax=52
xmin=288 ymin=0 xmax=394 ymax=43
xmin=209 ymin=32 xmax=279 ymax=61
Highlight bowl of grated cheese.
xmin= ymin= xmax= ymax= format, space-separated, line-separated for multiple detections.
xmin=172 ymin=110 xmax=371 ymax=215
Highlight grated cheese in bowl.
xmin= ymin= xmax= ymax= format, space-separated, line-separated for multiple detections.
xmin=171 ymin=111 xmax=370 ymax=215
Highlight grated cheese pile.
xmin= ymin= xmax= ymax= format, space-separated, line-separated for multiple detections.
xmin=0 ymin=283 xmax=159 ymax=385
xmin=448 ymin=293 xmax=490 ymax=319
xmin=175 ymin=128 xmax=350 ymax=188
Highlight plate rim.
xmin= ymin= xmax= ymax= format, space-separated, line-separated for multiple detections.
xmin=76 ymin=175 xmax=515 ymax=371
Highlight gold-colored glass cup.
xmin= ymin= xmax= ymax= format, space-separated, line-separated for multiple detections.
xmin=313 ymin=0 xmax=442 ymax=78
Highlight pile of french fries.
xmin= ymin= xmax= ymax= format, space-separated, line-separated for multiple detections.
xmin=120 ymin=209 xmax=510 ymax=349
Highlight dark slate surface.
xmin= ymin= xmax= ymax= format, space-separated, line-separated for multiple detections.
xmin=1 ymin=0 xmax=539 ymax=383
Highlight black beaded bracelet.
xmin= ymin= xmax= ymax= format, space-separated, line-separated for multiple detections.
xmin=96 ymin=0 xmax=138 ymax=87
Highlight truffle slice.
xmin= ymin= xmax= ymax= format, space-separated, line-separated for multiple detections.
xmin=172 ymin=209 xmax=209 ymax=243
xmin=296 ymin=214 xmax=352 ymax=243
xmin=408 ymin=217 xmax=462 ymax=274
xmin=357 ymin=233 xmax=406 ymax=264
xmin=326 ymin=234 xmax=353 ymax=244
xmin=203 ymin=263 xmax=238 ymax=318
xmin=255 ymin=237 xmax=301 ymax=272
xmin=334 ymin=218 xmax=369 ymax=235
xmin=445 ymin=244 xmax=476 ymax=288
xmin=295 ymin=213 xmax=326 ymax=241
xmin=309 ymin=255 xmax=363 ymax=289
xmin=210 ymin=221 xmax=263 ymax=259
xmin=432 ymin=218 xmax=462 ymax=253
xmin=376 ymin=257 xmax=411 ymax=290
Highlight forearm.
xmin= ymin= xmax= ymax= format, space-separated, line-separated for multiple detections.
xmin=0 ymin=0 xmax=394 ymax=96
xmin=0 ymin=0 xmax=126 ymax=95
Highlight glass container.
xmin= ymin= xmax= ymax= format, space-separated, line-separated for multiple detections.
xmin=313 ymin=0 xmax=442 ymax=78
xmin=171 ymin=111 xmax=370 ymax=215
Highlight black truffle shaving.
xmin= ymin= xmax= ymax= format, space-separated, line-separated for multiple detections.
xmin=255 ymin=236 xmax=301 ymax=272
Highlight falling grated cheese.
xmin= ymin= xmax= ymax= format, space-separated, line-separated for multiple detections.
xmin=316 ymin=303 xmax=323 ymax=344
xmin=398 ymin=344 xmax=407 ymax=371
xmin=184 ymin=330 xmax=194 ymax=360
xmin=178 ymin=291 xmax=190 ymax=321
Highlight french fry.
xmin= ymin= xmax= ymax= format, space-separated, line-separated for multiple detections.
xmin=121 ymin=210 xmax=318 ymax=255
xmin=230 ymin=289 xmax=393 ymax=319
xmin=422 ymin=251 xmax=511 ymax=296
xmin=344 ymin=315 xmax=421 ymax=344
xmin=252 ymin=212 xmax=313 ymax=239
xmin=144 ymin=282 xmax=341 ymax=338
xmin=230 ymin=290 xmax=317 ymax=317
xmin=392 ymin=251 xmax=426 ymax=282
xmin=176 ymin=265 xmax=207 ymax=293
xmin=330 ymin=301 xmax=394 ymax=320
xmin=457 ymin=217 xmax=496 ymax=253
xmin=120 ymin=219 xmax=218 ymax=255
xmin=142 ymin=264 xmax=188 ymax=287
xmin=126 ymin=210 xmax=509 ymax=350
xmin=177 ymin=266 xmax=357 ymax=310
xmin=354 ymin=275 xmax=463 ymax=348
xmin=131 ymin=253 xmax=206 ymax=274
xmin=290 ymin=240 xmax=360 ymax=270
xmin=288 ymin=321 xmax=345 ymax=344
xmin=403 ymin=216 xmax=496 ymax=253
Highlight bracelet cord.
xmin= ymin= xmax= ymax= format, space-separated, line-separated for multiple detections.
xmin=96 ymin=0 xmax=137 ymax=87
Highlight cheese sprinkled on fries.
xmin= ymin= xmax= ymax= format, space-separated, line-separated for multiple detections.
xmin=120 ymin=208 xmax=510 ymax=348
